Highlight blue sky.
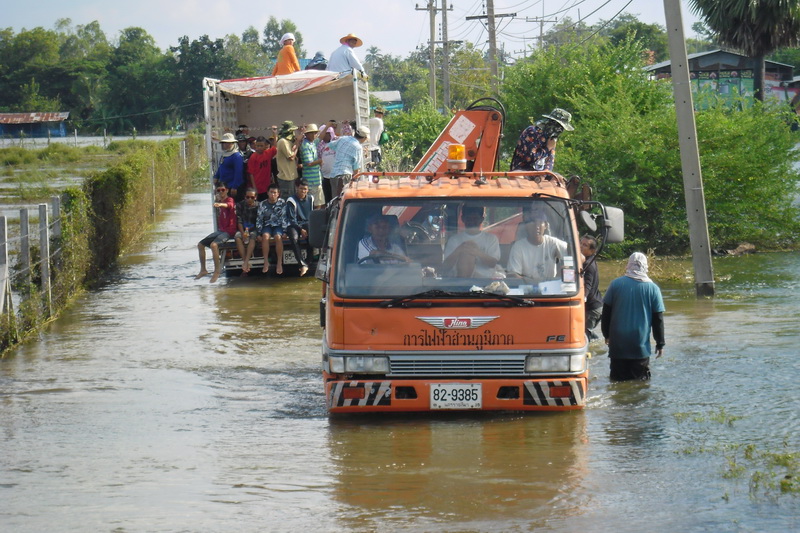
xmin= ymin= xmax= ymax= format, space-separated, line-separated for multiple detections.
xmin=5 ymin=0 xmax=702 ymax=59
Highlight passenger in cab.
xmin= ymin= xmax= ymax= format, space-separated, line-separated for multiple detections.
xmin=256 ymin=183 xmax=287 ymax=274
xmin=357 ymin=214 xmax=409 ymax=264
xmin=235 ymin=188 xmax=259 ymax=275
xmin=195 ymin=184 xmax=237 ymax=283
xmin=272 ymin=33 xmax=301 ymax=75
xmin=285 ymin=178 xmax=315 ymax=277
xmin=441 ymin=205 xmax=500 ymax=278
xmin=507 ymin=211 xmax=567 ymax=283
xmin=327 ymin=33 xmax=365 ymax=75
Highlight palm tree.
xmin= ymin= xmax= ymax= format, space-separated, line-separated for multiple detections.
xmin=689 ymin=0 xmax=800 ymax=100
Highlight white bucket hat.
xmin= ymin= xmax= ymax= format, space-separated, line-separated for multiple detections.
xmin=280 ymin=33 xmax=295 ymax=45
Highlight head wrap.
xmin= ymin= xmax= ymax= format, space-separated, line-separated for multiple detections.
xmin=625 ymin=252 xmax=652 ymax=283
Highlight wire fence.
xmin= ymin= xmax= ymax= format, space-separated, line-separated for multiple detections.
xmin=0 ymin=195 xmax=64 ymax=319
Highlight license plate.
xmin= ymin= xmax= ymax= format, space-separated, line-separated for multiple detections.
xmin=430 ymin=383 xmax=482 ymax=410
xmin=282 ymin=249 xmax=307 ymax=265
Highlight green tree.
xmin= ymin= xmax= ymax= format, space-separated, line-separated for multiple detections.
xmin=447 ymin=42 xmax=493 ymax=110
xmin=689 ymin=0 xmax=800 ymax=100
xmin=599 ymin=14 xmax=669 ymax=62
xmin=383 ymin=100 xmax=451 ymax=163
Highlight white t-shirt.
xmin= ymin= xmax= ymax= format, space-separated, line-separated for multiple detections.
xmin=507 ymin=235 xmax=568 ymax=283
xmin=443 ymin=231 xmax=501 ymax=278
xmin=368 ymin=117 xmax=384 ymax=151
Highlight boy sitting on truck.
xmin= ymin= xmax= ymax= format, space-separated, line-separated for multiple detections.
xmin=285 ymin=178 xmax=315 ymax=277
xmin=235 ymin=188 xmax=259 ymax=275
xmin=196 ymin=184 xmax=237 ymax=283
xmin=256 ymin=183 xmax=287 ymax=274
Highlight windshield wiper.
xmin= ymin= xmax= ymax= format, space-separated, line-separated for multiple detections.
xmin=380 ymin=289 xmax=534 ymax=308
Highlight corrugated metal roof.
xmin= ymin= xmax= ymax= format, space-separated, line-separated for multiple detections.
xmin=0 ymin=112 xmax=69 ymax=125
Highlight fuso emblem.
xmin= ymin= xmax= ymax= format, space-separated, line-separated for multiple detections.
xmin=416 ymin=316 xmax=499 ymax=329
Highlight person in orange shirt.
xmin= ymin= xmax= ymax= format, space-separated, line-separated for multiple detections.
xmin=272 ymin=33 xmax=301 ymax=76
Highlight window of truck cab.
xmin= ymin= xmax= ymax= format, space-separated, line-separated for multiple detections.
xmin=333 ymin=198 xmax=579 ymax=299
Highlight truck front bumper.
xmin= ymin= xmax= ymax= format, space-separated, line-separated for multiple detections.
xmin=324 ymin=374 xmax=588 ymax=413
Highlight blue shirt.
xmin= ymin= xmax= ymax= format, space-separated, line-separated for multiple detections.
xmin=214 ymin=152 xmax=244 ymax=190
xmin=603 ymin=276 xmax=665 ymax=359
xmin=327 ymin=44 xmax=365 ymax=74
xmin=256 ymin=198 xmax=286 ymax=233
xmin=329 ymin=136 xmax=364 ymax=177
xmin=299 ymin=138 xmax=322 ymax=186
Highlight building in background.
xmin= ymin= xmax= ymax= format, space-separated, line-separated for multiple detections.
xmin=0 ymin=112 xmax=70 ymax=138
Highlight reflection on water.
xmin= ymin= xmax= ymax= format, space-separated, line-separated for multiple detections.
xmin=328 ymin=413 xmax=588 ymax=531
xmin=0 ymin=194 xmax=797 ymax=531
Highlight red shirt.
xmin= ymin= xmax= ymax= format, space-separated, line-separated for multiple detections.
xmin=247 ymin=148 xmax=277 ymax=193
xmin=217 ymin=197 xmax=237 ymax=235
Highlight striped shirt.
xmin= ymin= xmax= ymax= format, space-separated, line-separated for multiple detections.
xmin=299 ymin=138 xmax=322 ymax=186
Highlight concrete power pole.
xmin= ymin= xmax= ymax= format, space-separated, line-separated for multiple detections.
xmin=442 ymin=0 xmax=451 ymax=110
xmin=416 ymin=2 xmax=439 ymax=106
xmin=487 ymin=0 xmax=498 ymax=94
xmin=663 ymin=0 xmax=715 ymax=296
xmin=466 ymin=2 xmax=515 ymax=95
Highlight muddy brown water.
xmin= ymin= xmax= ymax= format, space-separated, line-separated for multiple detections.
xmin=1 ymin=193 xmax=798 ymax=532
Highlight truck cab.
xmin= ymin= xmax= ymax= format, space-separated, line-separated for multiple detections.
xmin=311 ymin=101 xmax=623 ymax=413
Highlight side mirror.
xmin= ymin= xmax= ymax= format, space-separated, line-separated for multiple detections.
xmin=603 ymin=206 xmax=624 ymax=243
xmin=309 ymin=209 xmax=329 ymax=248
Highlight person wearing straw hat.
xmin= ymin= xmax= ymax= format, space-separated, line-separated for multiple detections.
xmin=510 ymin=107 xmax=574 ymax=173
xmin=327 ymin=33 xmax=366 ymax=75
xmin=272 ymin=33 xmax=301 ymax=76
xmin=297 ymin=123 xmax=324 ymax=207
xmin=213 ymin=132 xmax=245 ymax=200
xmin=275 ymin=120 xmax=299 ymax=198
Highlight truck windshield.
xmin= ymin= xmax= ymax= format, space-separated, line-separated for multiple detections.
xmin=334 ymin=198 xmax=579 ymax=298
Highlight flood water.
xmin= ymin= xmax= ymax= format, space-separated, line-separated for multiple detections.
xmin=1 ymin=193 xmax=798 ymax=532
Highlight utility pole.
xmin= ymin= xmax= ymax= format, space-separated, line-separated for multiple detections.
xmin=442 ymin=0 xmax=451 ymax=110
xmin=466 ymin=2 xmax=515 ymax=94
xmin=663 ymin=0 xmax=715 ymax=296
xmin=416 ymin=2 xmax=440 ymax=105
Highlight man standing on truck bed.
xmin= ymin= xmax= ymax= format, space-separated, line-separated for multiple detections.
xmin=275 ymin=121 xmax=299 ymax=199
xmin=510 ymin=108 xmax=574 ymax=172
xmin=601 ymin=252 xmax=666 ymax=381
xmin=327 ymin=33 xmax=365 ymax=75
xmin=328 ymin=125 xmax=369 ymax=199
xmin=272 ymin=33 xmax=301 ymax=75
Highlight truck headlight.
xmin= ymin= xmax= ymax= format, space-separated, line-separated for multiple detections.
xmin=328 ymin=356 xmax=389 ymax=374
xmin=525 ymin=354 xmax=585 ymax=372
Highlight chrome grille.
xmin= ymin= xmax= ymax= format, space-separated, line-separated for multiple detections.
xmin=389 ymin=355 xmax=526 ymax=376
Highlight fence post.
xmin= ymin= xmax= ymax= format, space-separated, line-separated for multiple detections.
xmin=0 ymin=216 xmax=7 ymax=315
xmin=152 ymin=161 xmax=156 ymax=218
xmin=39 ymin=204 xmax=52 ymax=316
xmin=182 ymin=140 xmax=187 ymax=170
xmin=51 ymin=195 xmax=61 ymax=239
xmin=20 ymin=208 xmax=30 ymax=286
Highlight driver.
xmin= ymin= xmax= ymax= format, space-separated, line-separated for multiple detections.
xmin=357 ymin=214 xmax=410 ymax=264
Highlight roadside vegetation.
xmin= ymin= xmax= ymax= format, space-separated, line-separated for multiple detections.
xmin=0 ymin=136 xmax=206 ymax=354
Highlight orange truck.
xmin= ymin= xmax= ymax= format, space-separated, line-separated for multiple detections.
xmin=309 ymin=99 xmax=624 ymax=413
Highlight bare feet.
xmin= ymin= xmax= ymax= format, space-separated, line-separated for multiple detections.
xmin=299 ymin=265 xmax=309 ymax=276
xmin=262 ymin=262 xmax=270 ymax=274
xmin=195 ymin=269 xmax=209 ymax=279
xmin=276 ymin=263 xmax=283 ymax=275
xmin=242 ymin=262 xmax=250 ymax=273
xmin=210 ymin=271 xmax=221 ymax=283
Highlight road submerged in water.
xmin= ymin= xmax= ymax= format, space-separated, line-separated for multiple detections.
xmin=1 ymin=192 xmax=798 ymax=532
